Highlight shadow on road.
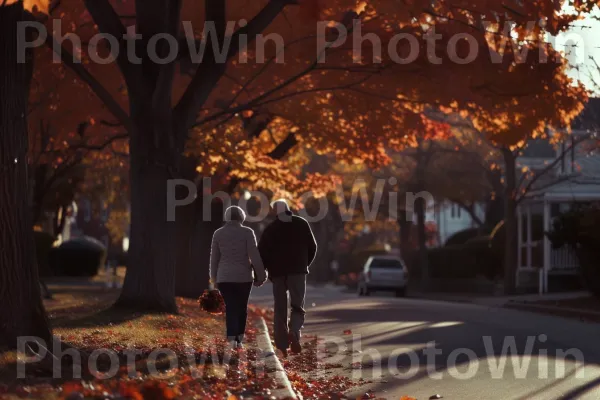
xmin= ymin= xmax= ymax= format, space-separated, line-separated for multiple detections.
xmin=305 ymin=298 xmax=600 ymax=399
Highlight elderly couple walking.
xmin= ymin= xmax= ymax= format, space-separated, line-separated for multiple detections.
xmin=209 ymin=200 xmax=317 ymax=355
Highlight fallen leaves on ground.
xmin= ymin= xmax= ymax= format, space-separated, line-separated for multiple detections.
xmin=1 ymin=296 xmax=278 ymax=399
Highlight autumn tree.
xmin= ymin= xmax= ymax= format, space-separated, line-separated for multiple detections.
xmin=0 ymin=0 xmax=52 ymax=349
xmin=30 ymin=0 xmax=597 ymax=310
xmin=433 ymin=103 xmax=592 ymax=293
xmin=331 ymin=114 xmax=491 ymax=284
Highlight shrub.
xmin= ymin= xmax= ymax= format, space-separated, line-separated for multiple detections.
xmin=428 ymin=245 xmax=479 ymax=279
xmin=427 ymin=236 xmax=501 ymax=281
xmin=34 ymin=231 xmax=56 ymax=277
xmin=546 ymin=207 xmax=600 ymax=249
xmin=547 ymin=207 xmax=600 ymax=298
xmin=465 ymin=236 xmax=502 ymax=280
xmin=445 ymin=228 xmax=487 ymax=247
xmin=50 ymin=237 xmax=107 ymax=277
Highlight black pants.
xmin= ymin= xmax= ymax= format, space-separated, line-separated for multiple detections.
xmin=218 ymin=282 xmax=253 ymax=338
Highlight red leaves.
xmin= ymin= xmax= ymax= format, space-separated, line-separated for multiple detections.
xmin=283 ymin=338 xmax=355 ymax=398
xmin=61 ymin=382 xmax=83 ymax=396
xmin=0 ymin=299 xmax=279 ymax=400
xmin=198 ymin=289 xmax=226 ymax=315
xmin=139 ymin=381 xmax=178 ymax=400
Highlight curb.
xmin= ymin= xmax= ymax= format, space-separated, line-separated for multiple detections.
xmin=505 ymin=301 xmax=600 ymax=321
xmin=255 ymin=317 xmax=297 ymax=399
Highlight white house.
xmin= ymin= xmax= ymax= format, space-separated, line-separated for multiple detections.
xmin=428 ymin=99 xmax=600 ymax=292
xmin=516 ymin=98 xmax=600 ymax=293
xmin=432 ymin=201 xmax=486 ymax=245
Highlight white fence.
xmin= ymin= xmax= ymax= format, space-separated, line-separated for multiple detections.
xmin=550 ymin=246 xmax=579 ymax=273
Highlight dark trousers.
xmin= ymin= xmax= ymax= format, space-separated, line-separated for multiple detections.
xmin=218 ymin=282 xmax=253 ymax=338
xmin=272 ymin=274 xmax=306 ymax=350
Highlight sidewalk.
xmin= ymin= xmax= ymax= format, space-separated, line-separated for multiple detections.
xmin=410 ymin=290 xmax=590 ymax=307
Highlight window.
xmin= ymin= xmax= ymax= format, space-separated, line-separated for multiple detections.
xmin=370 ymin=259 xmax=404 ymax=269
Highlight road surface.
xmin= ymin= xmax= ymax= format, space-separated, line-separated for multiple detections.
xmin=251 ymin=283 xmax=600 ymax=400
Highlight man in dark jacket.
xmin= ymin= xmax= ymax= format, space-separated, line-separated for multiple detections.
xmin=258 ymin=199 xmax=317 ymax=355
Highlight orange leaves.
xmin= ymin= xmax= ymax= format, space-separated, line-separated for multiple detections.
xmin=3 ymin=0 xmax=48 ymax=13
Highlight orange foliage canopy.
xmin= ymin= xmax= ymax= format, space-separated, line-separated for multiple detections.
xmin=30 ymin=0 xmax=594 ymax=198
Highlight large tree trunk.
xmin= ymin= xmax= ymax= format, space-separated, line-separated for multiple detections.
xmin=502 ymin=148 xmax=518 ymax=294
xmin=114 ymin=111 xmax=179 ymax=312
xmin=175 ymin=194 xmax=222 ymax=298
xmin=0 ymin=2 xmax=52 ymax=349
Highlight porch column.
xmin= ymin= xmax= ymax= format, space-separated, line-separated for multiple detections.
xmin=516 ymin=204 xmax=522 ymax=288
xmin=543 ymin=199 xmax=551 ymax=294
xmin=526 ymin=204 xmax=532 ymax=269
xmin=517 ymin=205 xmax=523 ymax=268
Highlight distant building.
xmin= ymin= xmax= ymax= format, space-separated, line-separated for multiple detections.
xmin=68 ymin=197 xmax=111 ymax=250
xmin=432 ymin=201 xmax=486 ymax=245
xmin=517 ymin=98 xmax=600 ymax=293
xmin=432 ymin=99 xmax=600 ymax=252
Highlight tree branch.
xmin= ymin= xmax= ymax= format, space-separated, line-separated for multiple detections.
xmin=82 ymin=0 xmax=139 ymax=91
xmin=44 ymin=32 xmax=133 ymax=133
xmin=173 ymin=0 xmax=293 ymax=144
xmin=71 ymin=133 xmax=129 ymax=152
xmin=268 ymin=131 xmax=298 ymax=159
xmin=516 ymin=134 xmax=590 ymax=203
xmin=451 ymin=199 xmax=484 ymax=227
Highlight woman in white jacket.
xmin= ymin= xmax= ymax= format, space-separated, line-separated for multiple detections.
xmin=210 ymin=206 xmax=267 ymax=347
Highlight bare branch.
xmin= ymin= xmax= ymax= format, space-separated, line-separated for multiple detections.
xmin=82 ymin=0 xmax=140 ymax=90
xmin=173 ymin=0 xmax=293 ymax=141
xmin=43 ymin=32 xmax=133 ymax=132
xmin=268 ymin=131 xmax=298 ymax=159
xmin=516 ymin=134 xmax=590 ymax=203
xmin=450 ymin=198 xmax=485 ymax=227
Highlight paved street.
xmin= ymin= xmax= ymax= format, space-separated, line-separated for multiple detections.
xmin=251 ymin=284 xmax=600 ymax=400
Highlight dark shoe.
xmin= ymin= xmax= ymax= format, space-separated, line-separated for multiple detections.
xmin=278 ymin=348 xmax=289 ymax=358
xmin=289 ymin=332 xmax=302 ymax=354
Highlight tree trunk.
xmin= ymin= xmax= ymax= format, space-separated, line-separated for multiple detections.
xmin=415 ymin=192 xmax=429 ymax=289
xmin=114 ymin=112 xmax=179 ymax=312
xmin=413 ymin=148 xmax=429 ymax=289
xmin=175 ymin=194 xmax=222 ymax=298
xmin=0 ymin=2 xmax=52 ymax=349
xmin=502 ymin=147 xmax=518 ymax=294
xmin=397 ymin=210 xmax=413 ymax=262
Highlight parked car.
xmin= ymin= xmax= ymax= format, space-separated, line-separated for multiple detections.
xmin=357 ymin=255 xmax=409 ymax=297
